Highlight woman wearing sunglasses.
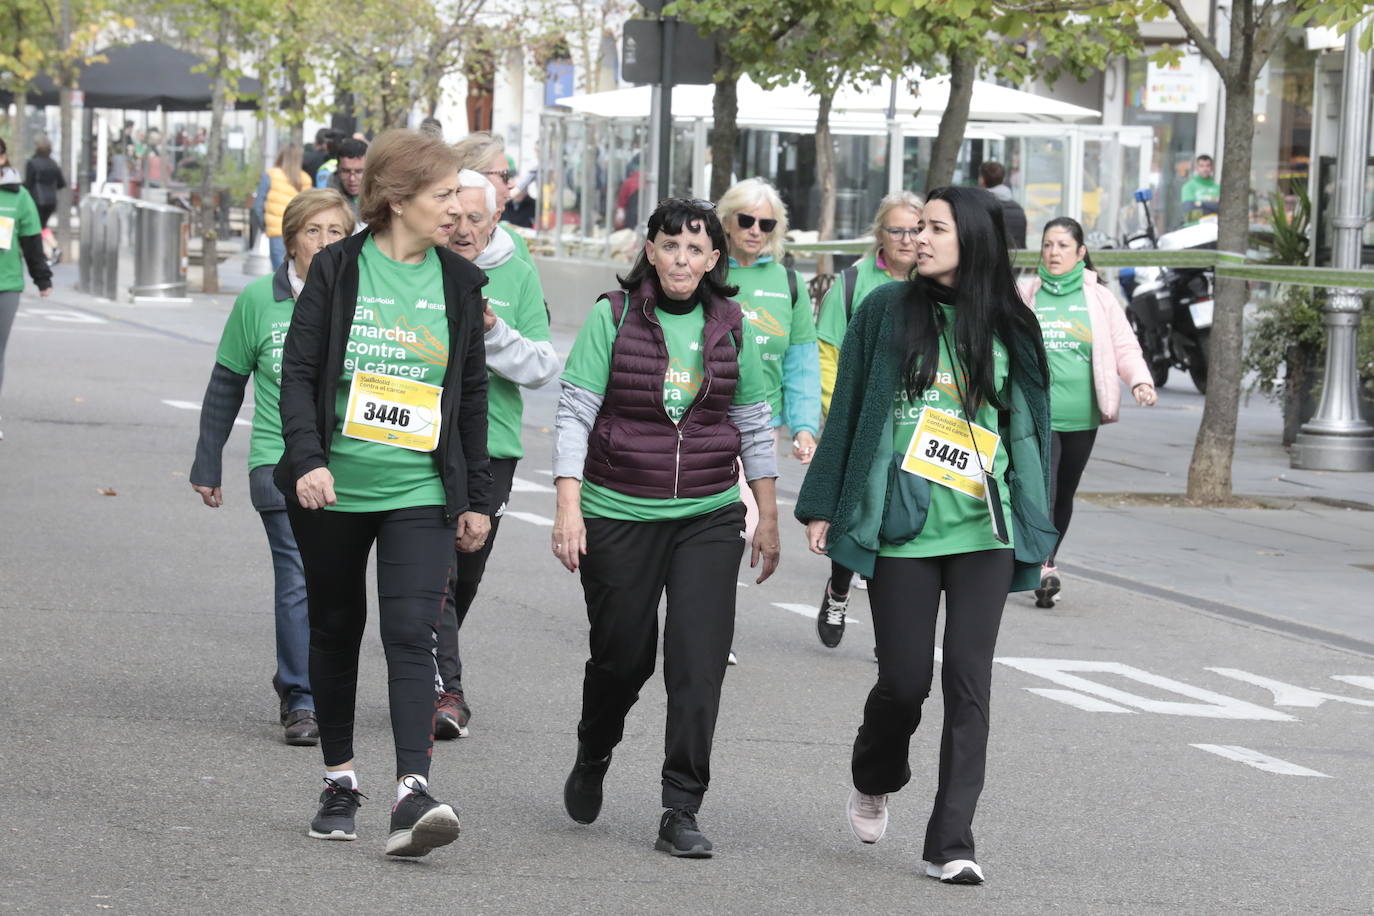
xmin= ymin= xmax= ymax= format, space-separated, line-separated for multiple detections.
xmin=811 ymin=191 xmax=923 ymax=648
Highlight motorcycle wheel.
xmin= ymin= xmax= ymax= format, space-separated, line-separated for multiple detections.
xmin=1188 ymin=330 xmax=1210 ymax=394
xmin=1128 ymin=310 xmax=1170 ymax=388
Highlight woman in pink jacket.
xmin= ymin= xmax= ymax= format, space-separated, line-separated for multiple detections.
xmin=1021 ymin=217 xmax=1156 ymax=607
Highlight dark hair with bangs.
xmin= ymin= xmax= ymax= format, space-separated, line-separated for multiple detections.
xmin=618 ymin=198 xmax=738 ymax=300
xmin=1041 ymin=216 xmax=1095 ymax=272
xmin=900 ymin=185 xmax=1047 ymax=412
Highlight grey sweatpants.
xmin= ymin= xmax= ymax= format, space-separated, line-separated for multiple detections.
xmin=0 ymin=290 xmax=21 ymax=396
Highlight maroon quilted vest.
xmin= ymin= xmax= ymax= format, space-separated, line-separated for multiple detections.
xmin=584 ymin=278 xmax=743 ymax=499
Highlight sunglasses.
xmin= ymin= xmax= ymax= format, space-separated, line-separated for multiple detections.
xmin=482 ymin=169 xmax=514 ymax=184
xmin=736 ymin=213 xmax=778 ymax=233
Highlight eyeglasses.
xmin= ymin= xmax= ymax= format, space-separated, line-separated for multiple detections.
xmin=338 ymin=168 xmax=364 ymax=178
xmin=883 ymin=227 xmax=919 ymax=239
xmin=482 ymin=169 xmax=514 ymax=184
xmin=736 ymin=213 xmax=778 ymax=233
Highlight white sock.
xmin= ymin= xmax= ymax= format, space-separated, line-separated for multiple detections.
xmin=397 ymin=774 xmax=428 ymax=803
xmin=325 ymin=769 xmax=357 ymax=790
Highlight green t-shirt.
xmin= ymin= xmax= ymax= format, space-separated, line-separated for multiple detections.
xmin=483 ymin=256 xmax=551 ymax=459
xmin=880 ymin=303 xmax=1014 ymax=558
xmin=328 ymin=236 xmax=450 ymax=512
xmin=1179 ymin=176 xmax=1220 ymax=225
xmin=501 ymin=223 xmax=534 ymax=266
xmin=1034 ymin=265 xmax=1098 ymax=433
xmin=728 ymin=259 xmax=817 ymax=420
xmin=214 ymin=274 xmax=293 ymax=471
xmin=816 ymin=255 xmax=896 ymax=348
xmin=562 ymin=294 xmax=769 ymax=521
xmin=0 ymin=186 xmax=41 ymax=292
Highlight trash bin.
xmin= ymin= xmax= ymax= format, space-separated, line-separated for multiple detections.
xmin=131 ymin=201 xmax=188 ymax=300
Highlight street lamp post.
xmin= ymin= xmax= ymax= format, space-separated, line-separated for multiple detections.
xmin=1292 ymin=19 xmax=1374 ymax=472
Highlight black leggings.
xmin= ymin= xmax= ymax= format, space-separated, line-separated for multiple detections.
xmin=853 ymin=549 xmax=1013 ymax=865
xmin=287 ymin=503 xmax=456 ymax=779
xmin=436 ymin=458 xmax=517 ymax=691
xmin=1048 ymin=429 xmax=1098 ymax=566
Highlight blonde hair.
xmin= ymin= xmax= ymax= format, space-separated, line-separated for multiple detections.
xmin=360 ymin=129 xmax=462 ymax=232
xmin=281 ymin=188 xmax=353 ymax=258
xmin=452 ymin=131 xmax=506 ymax=173
xmin=274 ymin=145 xmax=306 ymax=191
xmin=716 ymin=177 xmax=789 ymax=262
xmin=867 ymin=191 xmax=924 ymax=259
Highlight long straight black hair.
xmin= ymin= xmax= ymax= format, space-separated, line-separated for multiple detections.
xmin=617 ymin=198 xmax=739 ymax=300
xmin=1041 ymin=215 xmax=1096 ymax=272
xmin=900 ymin=185 xmax=1047 ymax=411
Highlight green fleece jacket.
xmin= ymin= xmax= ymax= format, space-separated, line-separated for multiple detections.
xmin=794 ymin=281 xmax=1057 ymax=592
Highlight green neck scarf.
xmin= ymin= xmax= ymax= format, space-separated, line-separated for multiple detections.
xmin=1037 ymin=260 xmax=1085 ymax=296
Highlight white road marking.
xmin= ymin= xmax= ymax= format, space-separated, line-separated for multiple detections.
xmin=162 ymin=399 xmax=250 ymax=426
xmin=1331 ymin=675 xmax=1374 ymax=692
xmin=772 ymin=602 xmax=867 ymax=626
xmin=535 ymin=469 xmax=554 ymax=476
xmin=1190 ymin=744 xmax=1331 ymax=778
xmin=775 ymin=496 xmax=795 ymax=506
xmin=505 ymin=510 xmax=554 ymax=527
xmin=1207 ymin=668 xmax=1374 ymax=708
xmin=996 ymin=658 xmax=1294 ymax=721
xmin=510 ymin=476 xmax=555 ymax=493
xmin=1024 ymin=688 xmax=1136 ymax=713
xmin=19 ymin=307 xmax=108 ymax=323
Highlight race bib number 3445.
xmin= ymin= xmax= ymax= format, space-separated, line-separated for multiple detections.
xmin=900 ymin=407 xmax=1001 ymax=500
xmin=342 ymin=370 xmax=442 ymax=452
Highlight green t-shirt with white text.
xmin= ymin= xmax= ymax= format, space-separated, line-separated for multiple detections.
xmin=483 ymin=255 xmax=551 ymax=459
xmin=1034 ymin=279 xmax=1098 ymax=433
xmin=214 ymin=274 xmax=293 ymax=470
xmin=727 ymin=259 xmax=817 ymax=420
xmin=0 ymin=186 xmax=41 ymax=292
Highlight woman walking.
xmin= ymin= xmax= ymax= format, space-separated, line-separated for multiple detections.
xmin=812 ymin=190 xmax=923 ymax=648
xmin=276 ymin=129 xmax=492 ymax=857
xmin=0 ymin=138 xmax=54 ymax=441
xmin=553 ymin=198 xmax=780 ymax=858
xmin=254 ymin=146 xmax=312 ymax=270
xmin=190 ymin=188 xmax=353 ymax=746
xmin=1022 ymin=217 xmax=1155 ymax=607
xmin=796 ymin=186 xmax=1055 ymax=885
xmin=23 ymin=135 xmax=66 ymax=230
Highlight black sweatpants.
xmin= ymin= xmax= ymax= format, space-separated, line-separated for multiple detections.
xmin=287 ymin=503 xmax=456 ymax=779
xmin=853 ymin=549 xmax=1014 ymax=865
xmin=436 ymin=457 xmax=517 ymax=691
xmin=576 ymin=502 xmax=746 ymax=811
xmin=1048 ymin=428 xmax=1098 ymax=565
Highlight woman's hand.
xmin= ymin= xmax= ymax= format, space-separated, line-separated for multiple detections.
xmin=191 ymin=484 xmax=223 ymax=508
xmin=791 ymin=430 xmax=817 ymax=465
xmin=750 ymin=516 xmax=781 ymax=584
xmin=456 ymin=511 xmax=491 ymax=553
xmin=483 ymin=302 xmax=497 ymax=332
xmin=806 ymin=520 xmax=830 ymax=555
xmin=1133 ymin=383 xmax=1157 ymax=406
xmin=552 ymin=477 xmax=587 ymax=572
xmin=295 ymin=468 xmax=337 ymax=510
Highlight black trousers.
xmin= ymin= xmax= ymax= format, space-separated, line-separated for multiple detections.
xmin=853 ymin=549 xmax=1014 ymax=864
xmin=36 ymin=203 xmax=55 ymax=230
xmin=435 ymin=457 xmax=517 ymax=691
xmin=287 ymin=503 xmax=455 ymax=779
xmin=1048 ymin=429 xmax=1098 ymax=565
xmin=576 ymin=502 xmax=746 ymax=811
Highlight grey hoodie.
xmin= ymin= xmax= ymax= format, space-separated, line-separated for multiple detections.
xmin=472 ymin=226 xmax=559 ymax=389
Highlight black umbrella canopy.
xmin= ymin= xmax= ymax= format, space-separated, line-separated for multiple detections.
xmin=3 ymin=40 xmax=261 ymax=110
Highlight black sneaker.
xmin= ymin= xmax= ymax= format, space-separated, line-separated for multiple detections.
xmin=563 ymin=745 xmax=612 ymax=825
xmin=1035 ymin=566 xmax=1061 ymax=609
xmin=655 ymin=808 xmax=713 ymax=858
xmin=386 ymin=777 xmax=461 ymax=857
xmin=283 ymin=708 xmax=319 ymax=746
xmin=817 ymin=579 xmax=850 ymax=648
xmin=435 ymin=686 xmax=471 ymax=740
xmin=309 ymin=777 xmax=366 ymax=841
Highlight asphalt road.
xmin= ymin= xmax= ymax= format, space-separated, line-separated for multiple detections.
xmin=1 ymin=288 xmax=1372 ymax=915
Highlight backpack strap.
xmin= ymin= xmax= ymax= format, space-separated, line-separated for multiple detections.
xmin=786 ymin=267 xmax=800 ymax=308
xmin=842 ymin=265 xmax=860 ymax=323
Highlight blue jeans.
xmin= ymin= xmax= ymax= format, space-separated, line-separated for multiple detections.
xmin=269 ymin=235 xmax=286 ymax=271
xmin=261 ymin=508 xmax=313 ymax=712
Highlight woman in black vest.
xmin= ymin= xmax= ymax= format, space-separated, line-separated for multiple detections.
xmin=552 ymin=198 xmax=780 ymax=858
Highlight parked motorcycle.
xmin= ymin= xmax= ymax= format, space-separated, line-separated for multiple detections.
xmin=1118 ymin=189 xmax=1215 ymax=393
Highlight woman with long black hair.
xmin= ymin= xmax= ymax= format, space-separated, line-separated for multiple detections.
xmin=795 ymin=186 xmax=1055 ymax=885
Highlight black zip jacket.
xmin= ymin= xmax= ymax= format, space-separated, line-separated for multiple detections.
xmin=274 ymin=229 xmax=493 ymax=519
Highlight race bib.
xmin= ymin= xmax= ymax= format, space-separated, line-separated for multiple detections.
xmin=341 ymin=370 xmax=442 ymax=452
xmin=0 ymin=215 xmax=14 ymax=252
xmin=900 ymin=407 xmax=1001 ymax=500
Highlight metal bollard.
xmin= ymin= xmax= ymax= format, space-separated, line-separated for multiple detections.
xmin=130 ymin=201 xmax=189 ymax=301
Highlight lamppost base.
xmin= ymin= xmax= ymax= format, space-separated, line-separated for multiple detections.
xmin=1292 ymin=428 xmax=1374 ymax=471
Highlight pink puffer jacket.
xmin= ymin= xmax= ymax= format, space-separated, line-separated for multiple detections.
xmin=1020 ymin=269 xmax=1152 ymax=424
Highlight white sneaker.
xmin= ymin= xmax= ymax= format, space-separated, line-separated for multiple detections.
xmin=845 ymin=788 xmax=888 ymax=844
xmin=726 ymin=650 xmax=738 ymax=666
xmin=926 ymin=859 xmax=984 ymax=884
xmin=853 ymin=574 xmax=867 ymax=591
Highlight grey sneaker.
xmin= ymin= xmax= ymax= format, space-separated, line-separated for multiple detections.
xmin=386 ymin=777 xmax=460 ymax=857
xmin=846 ymin=788 xmax=888 ymax=844
xmin=655 ymin=808 xmax=713 ymax=858
xmin=309 ymin=776 xmax=366 ymax=841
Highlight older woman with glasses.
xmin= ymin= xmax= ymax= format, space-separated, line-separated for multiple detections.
xmin=811 ymin=190 xmax=923 ymax=649
xmin=453 ymin=132 xmax=531 ymax=267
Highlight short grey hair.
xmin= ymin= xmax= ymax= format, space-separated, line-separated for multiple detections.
xmin=867 ymin=191 xmax=924 ymax=258
xmin=716 ymin=177 xmax=789 ymax=262
xmin=457 ymin=169 xmax=497 ymax=214
xmin=452 ymin=131 xmax=506 ymax=173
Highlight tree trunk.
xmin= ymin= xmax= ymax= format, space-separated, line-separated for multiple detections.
xmin=286 ymin=55 xmax=307 ymax=150
xmin=926 ymin=48 xmax=976 ymax=190
xmin=200 ymin=9 xmax=230 ymax=295
xmin=14 ymin=89 xmax=28 ymax=178
xmin=815 ymin=89 xmax=835 ymax=274
xmin=1185 ymin=72 xmax=1255 ymax=503
xmin=709 ymin=67 xmax=738 ymax=202
xmin=57 ymin=86 xmax=74 ymax=261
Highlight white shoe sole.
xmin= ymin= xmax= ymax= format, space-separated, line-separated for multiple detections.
xmin=385 ymin=804 xmax=461 ymax=857
xmin=845 ymin=790 xmax=888 ymax=844
xmin=308 ymin=827 xmax=357 ymax=841
xmin=926 ymin=860 xmax=984 ymax=884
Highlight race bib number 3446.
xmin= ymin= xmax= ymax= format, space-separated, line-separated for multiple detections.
xmin=342 ymin=370 xmax=442 ymax=452
xmin=900 ymin=407 xmax=1001 ymax=500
